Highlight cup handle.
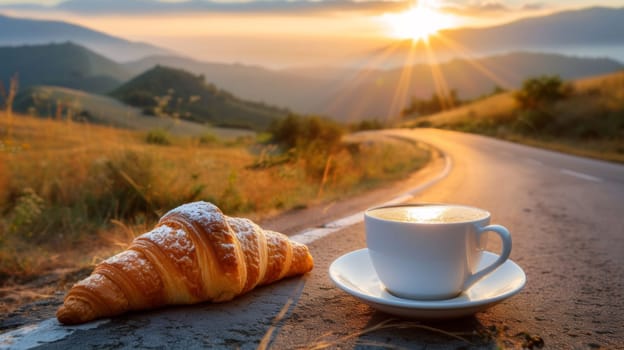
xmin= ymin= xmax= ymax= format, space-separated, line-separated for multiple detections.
xmin=463 ymin=224 xmax=512 ymax=290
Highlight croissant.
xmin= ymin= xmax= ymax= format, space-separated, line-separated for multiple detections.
xmin=56 ymin=201 xmax=314 ymax=325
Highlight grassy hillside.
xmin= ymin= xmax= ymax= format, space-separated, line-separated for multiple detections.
xmin=13 ymin=85 xmax=252 ymax=139
xmin=111 ymin=65 xmax=288 ymax=131
xmin=403 ymin=71 xmax=624 ymax=163
xmin=0 ymin=42 xmax=130 ymax=94
xmin=0 ymin=114 xmax=430 ymax=281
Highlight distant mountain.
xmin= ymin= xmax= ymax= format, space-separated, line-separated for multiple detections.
xmin=361 ymin=7 xmax=624 ymax=68
xmin=0 ymin=42 xmax=132 ymax=94
xmin=0 ymin=14 xmax=169 ymax=62
xmin=320 ymin=52 xmax=624 ymax=121
xmin=443 ymin=6 xmax=624 ymax=49
xmin=2 ymin=42 xmax=621 ymax=124
xmin=111 ymin=65 xmax=288 ymax=130
xmin=127 ymin=52 xmax=624 ymax=122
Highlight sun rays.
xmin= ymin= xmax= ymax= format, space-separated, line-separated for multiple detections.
xmin=382 ymin=1 xmax=455 ymax=43
xmin=324 ymin=2 xmax=517 ymax=124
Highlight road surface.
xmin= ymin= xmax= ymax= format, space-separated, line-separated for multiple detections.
xmin=2 ymin=128 xmax=623 ymax=349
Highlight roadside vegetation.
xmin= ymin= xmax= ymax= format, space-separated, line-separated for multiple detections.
xmin=403 ymin=72 xmax=624 ymax=163
xmin=0 ymin=113 xmax=428 ymax=283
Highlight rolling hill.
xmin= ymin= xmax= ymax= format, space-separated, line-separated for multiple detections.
xmin=0 ymin=43 xmax=289 ymax=130
xmin=13 ymin=85 xmax=253 ymax=138
xmin=124 ymin=55 xmax=334 ymax=115
xmin=0 ymin=13 xmax=169 ymax=62
xmin=0 ymin=42 xmax=131 ymax=94
xmin=111 ymin=65 xmax=289 ymax=131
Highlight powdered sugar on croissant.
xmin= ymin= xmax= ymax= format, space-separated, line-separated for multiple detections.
xmin=56 ymin=201 xmax=314 ymax=325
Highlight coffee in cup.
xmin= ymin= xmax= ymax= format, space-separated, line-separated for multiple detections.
xmin=365 ymin=204 xmax=512 ymax=300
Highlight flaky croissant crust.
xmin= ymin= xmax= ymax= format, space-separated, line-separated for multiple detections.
xmin=57 ymin=201 xmax=313 ymax=325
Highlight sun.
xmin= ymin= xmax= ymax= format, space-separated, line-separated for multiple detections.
xmin=383 ymin=2 xmax=454 ymax=42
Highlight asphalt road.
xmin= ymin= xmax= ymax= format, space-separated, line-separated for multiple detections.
xmin=2 ymin=129 xmax=623 ymax=349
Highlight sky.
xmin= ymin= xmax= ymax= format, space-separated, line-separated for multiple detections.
xmin=1 ymin=0 xmax=622 ymax=67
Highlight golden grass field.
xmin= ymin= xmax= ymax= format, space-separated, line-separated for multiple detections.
xmin=404 ymin=71 xmax=624 ymax=163
xmin=0 ymin=114 xmax=430 ymax=283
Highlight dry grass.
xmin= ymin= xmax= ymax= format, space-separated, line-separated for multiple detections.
xmin=0 ymin=114 xmax=429 ymax=282
xmin=416 ymin=93 xmax=515 ymax=127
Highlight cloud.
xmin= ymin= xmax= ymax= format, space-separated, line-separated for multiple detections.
xmin=442 ymin=1 xmax=508 ymax=16
xmin=468 ymin=1 xmax=508 ymax=12
xmin=521 ymin=2 xmax=544 ymax=11
xmin=0 ymin=0 xmax=413 ymax=16
xmin=442 ymin=1 xmax=546 ymax=17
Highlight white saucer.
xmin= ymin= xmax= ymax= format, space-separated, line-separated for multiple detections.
xmin=329 ymin=249 xmax=526 ymax=319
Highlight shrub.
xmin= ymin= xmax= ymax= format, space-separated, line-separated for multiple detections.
xmin=513 ymin=109 xmax=554 ymax=133
xmin=269 ymin=114 xmax=344 ymax=151
xmin=199 ymin=132 xmax=219 ymax=145
xmin=145 ymin=128 xmax=172 ymax=145
xmin=512 ymin=75 xmax=573 ymax=133
xmin=8 ymin=188 xmax=45 ymax=239
xmin=412 ymin=120 xmax=432 ymax=128
xmin=268 ymin=114 xmax=300 ymax=149
xmin=268 ymin=114 xmax=345 ymax=179
xmin=402 ymin=90 xmax=462 ymax=117
xmin=350 ymin=119 xmax=386 ymax=131
xmin=101 ymin=151 xmax=160 ymax=221
xmin=514 ymin=75 xmax=572 ymax=110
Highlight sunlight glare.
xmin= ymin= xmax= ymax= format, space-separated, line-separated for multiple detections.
xmin=383 ymin=1 xmax=454 ymax=42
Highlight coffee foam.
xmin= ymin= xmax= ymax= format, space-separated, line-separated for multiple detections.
xmin=368 ymin=205 xmax=488 ymax=224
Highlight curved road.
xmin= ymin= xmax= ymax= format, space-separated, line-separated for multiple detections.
xmin=2 ymin=129 xmax=623 ymax=349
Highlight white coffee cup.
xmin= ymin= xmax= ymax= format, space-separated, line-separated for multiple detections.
xmin=365 ymin=203 xmax=512 ymax=300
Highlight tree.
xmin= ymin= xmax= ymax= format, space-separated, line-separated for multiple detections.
xmin=513 ymin=75 xmax=572 ymax=132
xmin=269 ymin=114 xmax=301 ymax=149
